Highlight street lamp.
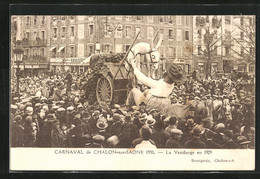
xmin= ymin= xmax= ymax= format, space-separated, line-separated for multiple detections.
xmin=13 ymin=40 xmax=24 ymax=95
xmin=107 ymin=23 xmax=123 ymax=53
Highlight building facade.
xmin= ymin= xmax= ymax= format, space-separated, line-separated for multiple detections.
xmin=48 ymin=15 xmax=194 ymax=75
xmin=95 ymin=16 xmax=194 ymax=75
xmin=193 ymin=15 xmax=255 ymax=78
xmin=12 ymin=15 xmax=194 ymax=76
xmin=12 ymin=15 xmax=52 ymax=77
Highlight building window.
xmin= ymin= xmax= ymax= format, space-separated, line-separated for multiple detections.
xmin=159 ymin=28 xmax=164 ymax=35
xmin=88 ymin=45 xmax=93 ymax=56
xmin=25 ymin=32 xmax=30 ymax=39
xmin=78 ymin=44 xmax=84 ymax=57
xmin=70 ymin=26 xmax=75 ymax=37
xmin=249 ymin=64 xmax=255 ymax=73
xmin=241 ymin=47 xmax=244 ymax=56
xmin=70 ymin=46 xmax=75 ymax=57
xmin=61 ymin=27 xmax=66 ymax=38
xmin=26 ymin=16 xmax=30 ymax=26
xmin=115 ymin=25 xmax=123 ymax=37
xmin=159 ymin=46 xmax=165 ymax=58
xmin=40 ymin=31 xmax=45 ymax=40
xmin=198 ymin=45 xmax=202 ymax=55
xmin=104 ymin=44 xmax=110 ymax=53
xmin=51 ymin=48 xmax=57 ymax=58
xmin=147 ymin=27 xmax=153 ymax=39
xmin=186 ymin=16 xmax=189 ymax=26
xmin=225 ymin=46 xmax=230 ymax=57
xmin=53 ymin=28 xmax=57 ymax=38
xmin=250 ymin=47 xmax=254 ymax=54
xmin=177 ymin=46 xmax=182 ymax=57
xmin=177 ymin=29 xmax=182 ymax=41
xmin=168 ymin=47 xmax=173 ymax=58
xmin=42 ymin=16 xmax=45 ymax=24
xmin=136 ymin=27 xmax=141 ymax=37
xmin=168 ymin=16 xmax=173 ymax=24
xmin=136 ymin=16 xmax=142 ymax=21
xmin=24 ymin=49 xmax=29 ymax=57
xmin=176 ymin=16 xmax=181 ymax=25
xmin=206 ymin=16 xmax=209 ymax=23
xmin=213 ymin=46 xmax=218 ymax=55
xmin=185 ymin=31 xmax=189 ymax=41
xmin=225 ymin=16 xmax=231 ymax=24
xmin=89 ymin=25 xmax=93 ymax=36
xmin=78 ymin=24 xmax=84 ymax=39
xmin=125 ymin=45 xmax=130 ymax=52
xmin=185 ymin=64 xmax=190 ymax=74
xmin=238 ymin=64 xmax=246 ymax=72
xmin=240 ymin=17 xmax=244 ymax=26
xmin=60 ymin=47 xmax=65 ymax=58
xmin=33 ymin=16 xmax=37 ymax=26
xmin=198 ymin=28 xmax=202 ymax=38
xmin=240 ymin=32 xmax=244 ymax=40
xmin=70 ymin=16 xmax=75 ymax=20
xmin=169 ymin=29 xmax=173 ymax=40
xmin=33 ymin=31 xmax=37 ymax=40
xmin=173 ymin=47 xmax=176 ymax=58
xmin=147 ymin=16 xmax=153 ymax=23
xmin=249 ymin=17 xmax=253 ymax=26
xmin=115 ymin=44 xmax=123 ymax=53
xmin=125 ymin=26 xmax=131 ymax=38
xmin=40 ymin=48 xmax=45 ymax=56
xmin=158 ymin=16 xmax=164 ymax=22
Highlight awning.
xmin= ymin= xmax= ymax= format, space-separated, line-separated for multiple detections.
xmin=57 ymin=46 xmax=65 ymax=53
xmin=49 ymin=47 xmax=56 ymax=52
xmin=81 ymin=55 xmax=92 ymax=64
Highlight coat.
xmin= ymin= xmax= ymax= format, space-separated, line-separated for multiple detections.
xmin=118 ymin=122 xmax=139 ymax=148
xmin=184 ymin=137 xmax=206 ymax=148
xmin=151 ymin=130 xmax=170 ymax=148
xmin=11 ymin=123 xmax=24 ymax=147
xmin=165 ymin=138 xmax=181 ymax=148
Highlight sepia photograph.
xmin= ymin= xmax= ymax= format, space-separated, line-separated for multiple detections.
xmin=9 ymin=14 xmax=256 ymax=170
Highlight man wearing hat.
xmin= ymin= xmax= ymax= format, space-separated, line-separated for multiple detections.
xmin=66 ymin=106 xmax=75 ymax=126
xmin=127 ymin=58 xmax=187 ymax=116
xmin=56 ymin=107 xmax=66 ymax=126
xmin=222 ymin=130 xmax=238 ymax=149
xmin=165 ymin=117 xmax=178 ymax=135
xmin=165 ymin=129 xmax=183 ymax=148
xmin=117 ymin=115 xmax=139 ymax=148
xmin=107 ymin=113 xmax=124 ymax=141
xmin=38 ymin=114 xmax=57 ymax=147
xmin=11 ymin=115 xmax=24 ymax=147
xmin=204 ymin=130 xmax=220 ymax=149
xmin=134 ymin=125 xmax=157 ymax=149
xmin=179 ymin=118 xmax=196 ymax=146
xmin=242 ymin=98 xmax=254 ymax=127
xmin=184 ymin=125 xmax=205 ymax=148
xmin=151 ymin=120 xmax=170 ymax=148
xmin=237 ymin=135 xmax=251 ymax=149
xmin=87 ymin=135 xmax=105 ymax=148
xmin=51 ymin=120 xmax=67 ymax=147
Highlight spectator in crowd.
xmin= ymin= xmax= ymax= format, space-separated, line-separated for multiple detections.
xmin=134 ymin=125 xmax=157 ymax=149
xmin=185 ymin=125 xmax=206 ymax=148
xmin=165 ymin=129 xmax=183 ymax=148
xmin=10 ymin=61 xmax=255 ymax=149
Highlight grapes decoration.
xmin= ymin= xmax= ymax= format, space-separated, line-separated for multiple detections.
xmin=79 ymin=53 xmax=126 ymax=104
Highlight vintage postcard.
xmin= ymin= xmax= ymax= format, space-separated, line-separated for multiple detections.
xmin=10 ymin=14 xmax=255 ymax=171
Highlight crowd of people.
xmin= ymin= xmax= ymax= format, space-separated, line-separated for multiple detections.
xmin=10 ymin=67 xmax=255 ymax=149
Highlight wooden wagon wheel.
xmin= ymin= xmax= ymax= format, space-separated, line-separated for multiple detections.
xmin=96 ymin=75 xmax=114 ymax=103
